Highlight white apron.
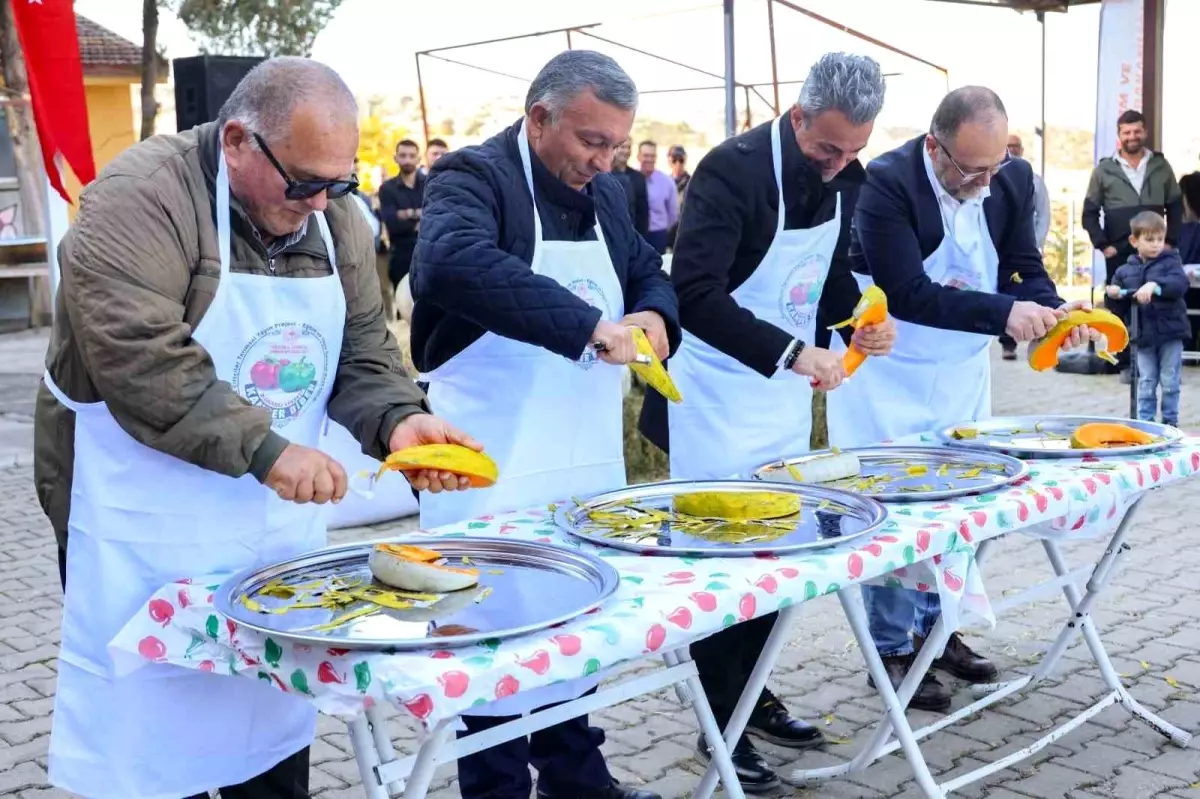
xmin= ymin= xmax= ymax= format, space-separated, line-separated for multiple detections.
xmin=418 ymin=120 xmax=626 ymax=715
xmin=668 ymin=114 xmax=841 ymax=480
xmin=319 ymin=194 xmax=418 ymax=528
xmin=47 ymin=153 xmax=344 ymax=799
xmin=826 ymin=185 xmax=999 ymax=447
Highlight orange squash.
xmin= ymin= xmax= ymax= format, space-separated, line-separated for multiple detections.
xmin=377 ymin=444 xmax=498 ymax=488
xmin=828 ymin=286 xmax=888 ymax=376
xmin=1029 ymin=309 xmax=1128 ymax=372
xmin=1069 ymin=422 xmax=1155 ymax=449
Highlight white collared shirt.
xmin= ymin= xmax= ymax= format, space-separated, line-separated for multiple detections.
xmin=922 ymin=146 xmax=991 ymax=259
xmin=1116 ymin=149 xmax=1152 ymax=196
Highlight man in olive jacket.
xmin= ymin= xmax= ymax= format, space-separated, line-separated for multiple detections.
xmin=35 ymin=57 xmax=476 ymax=799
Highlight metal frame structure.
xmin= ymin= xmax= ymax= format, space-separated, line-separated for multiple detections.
xmin=413 ymin=0 xmax=950 ymax=144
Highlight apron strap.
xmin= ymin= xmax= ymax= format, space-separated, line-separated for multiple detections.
xmin=314 ymin=212 xmax=338 ymax=275
xmin=516 ymin=119 xmax=544 ymax=246
xmin=216 ymin=150 xmax=233 ymax=279
xmin=42 ymin=369 xmax=84 ymax=412
xmin=771 ymin=115 xmax=787 ymax=237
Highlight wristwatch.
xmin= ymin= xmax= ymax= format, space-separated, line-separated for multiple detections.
xmin=782 ymin=339 xmax=806 ymax=371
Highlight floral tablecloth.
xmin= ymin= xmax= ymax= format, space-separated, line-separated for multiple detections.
xmin=110 ymin=437 xmax=1200 ymax=726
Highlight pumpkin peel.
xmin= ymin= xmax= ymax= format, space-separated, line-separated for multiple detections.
xmin=1029 ymin=309 xmax=1128 ymax=372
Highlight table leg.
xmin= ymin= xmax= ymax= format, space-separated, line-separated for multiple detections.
xmin=347 ymin=713 xmax=390 ymax=799
xmin=691 ymin=604 xmax=801 ymax=799
xmin=663 ymin=649 xmax=693 ymax=706
xmin=366 ymin=703 xmax=405 ymax=795
xmin=402 ymin=719 xmax=455 ymax=799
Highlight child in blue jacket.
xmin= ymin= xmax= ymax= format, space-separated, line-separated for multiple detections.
xmin=1107 ymin=210 xmax=1190 ymax=425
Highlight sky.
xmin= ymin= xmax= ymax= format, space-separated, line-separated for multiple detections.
xmin=71 ymin=0 xmax=1200 ymax=170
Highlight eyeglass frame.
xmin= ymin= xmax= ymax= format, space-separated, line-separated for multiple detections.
xmin=932 ymin=135 xmax=1012 ymax=182
xmin=252 ymin=132 xmax=359 ymax=201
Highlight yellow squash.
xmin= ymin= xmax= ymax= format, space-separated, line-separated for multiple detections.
xmin=377 ymin=444 xmax=498 ymax=487
xmin=673 ymin=491 xmax=800 ymax=521
xmin=828 ymin=286 xmax=888 ymax=377
xmin=1069 ymin=422 xmax=1155 ymax=449
xmin=1029 ymin=309 xmax=1128 ymax=372
xmin=629 ymin=327 xmax=682 ymax=404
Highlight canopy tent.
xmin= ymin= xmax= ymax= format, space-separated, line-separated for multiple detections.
xmin=412 ymin=0 xmax=951 ymax=157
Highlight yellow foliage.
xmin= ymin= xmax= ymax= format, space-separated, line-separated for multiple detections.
xmin=356 ymin=114 xmax=410 ymax=195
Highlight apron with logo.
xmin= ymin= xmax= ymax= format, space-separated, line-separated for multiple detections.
xmin=826 ymin=187 xmax=999 ymax=447
xmin=668 ymin=114 xmax=841 ymax=481
xmin=47 ymin=153 xmax=344 ymax=799
xmin=419 ymin=120 xmax=626 ymax=715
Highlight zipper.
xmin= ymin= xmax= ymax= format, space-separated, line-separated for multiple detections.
xmin=268 ymin=257 xmax=276 ymax=273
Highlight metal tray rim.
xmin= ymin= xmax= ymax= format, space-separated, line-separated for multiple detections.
xmin=555 ymin=479 xmax=888 ymax=557
xmin=214 ymin=537 xmax=621 ymax=651
xmin=933 ymin=415 xmax=1184 ymax=458
xmin=750 ymin=446 xmax=1030 ymax=503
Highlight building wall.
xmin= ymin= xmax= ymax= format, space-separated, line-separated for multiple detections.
xmin=63 ymin=80 xmax=138 ymax=220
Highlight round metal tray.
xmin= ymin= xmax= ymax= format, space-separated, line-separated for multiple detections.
xmin=752 ymin=446 xmax=1029 ymax=503
xmin=554 ymin=480 xmax=887 ymax=557
xmin=214 ymin=538 xmax=620 ymax=651
xmin=934 ymin=415 xmax=1184 ymax=459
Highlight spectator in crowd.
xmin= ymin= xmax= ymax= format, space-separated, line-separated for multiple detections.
xmin=1082 ymin=109 xmax=1183 ymax=378
xmin=1106 ymin=210 xmax=1188 ymax=426
xmin=378 ymin=139 xmax=426 ymax=290
xmin=638 ymin=140 xmax=680 ymax=253
xmin=611 ymin=139 xmax=650 ymax=236
xmin=999 ymin=133 xmax=1051 ymax=359
xmin=667 ymin=145 xmax=690 ymax=249
xmin=1179 ymin=172 xmax=1200 ymax=266
xmin=424 ymin=137 xmax=449 ymax=174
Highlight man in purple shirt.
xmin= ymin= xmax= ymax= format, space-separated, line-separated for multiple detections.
xmin=639 ymin=140 xmax=680 ymax=253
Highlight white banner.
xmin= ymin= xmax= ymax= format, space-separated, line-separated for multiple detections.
xmin=1091 ymin=0 xmax=1144 ymax=284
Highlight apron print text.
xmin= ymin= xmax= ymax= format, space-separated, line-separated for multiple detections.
xmin=779 ymin=252 xmax=828 ymax=330
xmin=568 ymin=277 xmax=612 ymax=370
xmin=233 ymin=322 xmax=330 ymax=427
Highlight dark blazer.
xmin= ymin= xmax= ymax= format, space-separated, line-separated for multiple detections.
xmin=851 ymin=136 xmax=1063 ymax=336
xmin=410 ymin=120 xmax=681 ymax=373
xmin=612 ymin=167 xmax=650 ymax=236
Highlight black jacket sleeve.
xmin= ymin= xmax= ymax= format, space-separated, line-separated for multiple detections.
xmin=1082 ymin=168 xmax=1107 ymax=250
xmin=411 ymin=157 xmax=602 ymax=360
xmin=671 ymin=148 xmax=796 ymax=378
xmin=999 ymin=170 xmax=1063 ymax=308
xmin=634 ymin=175 xmax=650 ymax=237
xmin=853 ymin=164 xmax=1014 ymax=336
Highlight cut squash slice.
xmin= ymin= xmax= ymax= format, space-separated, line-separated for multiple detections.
xmin=828 ymin=286 xmax=888 ymax=377
xmin=378 ymin=444 xmax=498 ymax=488
xmin=1029 ymin=309 xmax=1128 ymax=372
xmin=673 ymin=491 xmax=800 ymax=521
xmin=369 ymin=543 xmax=480 ymax=592
xmin=1069 ymin=422 xmax=1155 ymax=449
xmin=628 ymin=327 xmax=683 ymax=404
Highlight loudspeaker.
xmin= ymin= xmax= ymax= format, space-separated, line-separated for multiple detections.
xmin=173 ymin=55 xmax=265 ymax=132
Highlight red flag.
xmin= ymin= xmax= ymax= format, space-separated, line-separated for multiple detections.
xmin=12 ymin=0 xmax=96 ymax=202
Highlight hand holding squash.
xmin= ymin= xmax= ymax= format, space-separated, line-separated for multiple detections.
xmin=387 ymin=414 xmax=486 ymax=493
xmin=851 ymin=316 xmax=896 ymax=357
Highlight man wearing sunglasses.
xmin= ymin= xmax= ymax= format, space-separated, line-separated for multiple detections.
xmin=826 ymin=86 xmax=1098 ymax=709
xmin=37 ymin=57 xmax=479 ymax=799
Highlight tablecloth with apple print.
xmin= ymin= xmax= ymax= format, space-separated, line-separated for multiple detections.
xmin=109 ymin=436 xmax=1200 ymax=727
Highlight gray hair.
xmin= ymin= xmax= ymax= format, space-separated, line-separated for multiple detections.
xmin=217 ymin=56 xmax=358 ymax=145
xmin=525 ymin=50 xmax=638 ymax=123
xmin=798 ymin=52 xmax=886 ymax=126
xmin=930 ymin=86 xmax=1007 ymax=142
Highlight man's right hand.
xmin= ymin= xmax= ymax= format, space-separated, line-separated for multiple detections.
xmin=591 ymin=320 xmax=638 ymax=365
xmin=790 ymin=346 xmax=846 ymax=391
xmin=265 ymin=444 xmax=348 ymax=505
xmin=1005 ymin=301 xmax=1061 ymax=342
xmin=1102 ymin=246 xmax=1118 ymax=259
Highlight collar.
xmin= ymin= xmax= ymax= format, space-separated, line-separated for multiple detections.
xmin=922 ymin=144 xmax=990 ymax=210
xmin=1116 ymin=149 xmax=1153 ymax=169
xmin=527 ymin=140 xmax=596 ymax=215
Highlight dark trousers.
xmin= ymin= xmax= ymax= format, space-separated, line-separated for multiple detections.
xmin=691 ymin=612 xmax=776 ymax=730
xmin=56 ymin=545 xmax=312 ymax=799
xmin=456 ymin=690 xmax=611 ymax=799
xmin=1104 ymin=252 xmax=1132 ymax=369
xmin=388 ymin=238 xmax=417 ymax=289
xmin=645 ymin=228 xmax=670 ymax=255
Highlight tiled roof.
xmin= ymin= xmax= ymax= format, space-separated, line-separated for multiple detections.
xmin=76 ymin=14 xmax=168 ymax=78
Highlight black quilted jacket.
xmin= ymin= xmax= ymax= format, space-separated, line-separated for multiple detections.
xmin=410 ymin=120 xmax=681 ymax=373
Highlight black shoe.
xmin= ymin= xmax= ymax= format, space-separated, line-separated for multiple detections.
xmin=696 ymin=733 xmax=780 ymax=795
xmin=916 ymin=632 xmax=999 ymax=684
xmin=537 ymin=778 xmax=661 ymax=799
xmin=867 ymin=653 xmax=951 ymax=712
xmin=1001 ymin=346 xmax=1017 ymax=361
xmin=745 ymin=690 xmax=826 ymax=750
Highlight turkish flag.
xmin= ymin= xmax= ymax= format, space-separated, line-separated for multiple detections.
xmin=12 ymin=0 xmax=96 ymax=202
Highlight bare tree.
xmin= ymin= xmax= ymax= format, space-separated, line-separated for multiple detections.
xmin=140 ymin=0 xmax=160 ymax=140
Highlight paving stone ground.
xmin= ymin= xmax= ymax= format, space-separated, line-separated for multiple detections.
xmin=3 ymin=331 xmax=1200 ymax=798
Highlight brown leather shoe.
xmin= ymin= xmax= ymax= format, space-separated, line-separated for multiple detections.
xmin=915 ymin=632 xmax=998 ymax=684
xmin=867 ymin=653 xmax=951 ymax=711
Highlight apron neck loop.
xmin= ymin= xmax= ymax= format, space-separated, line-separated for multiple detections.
xmin=517 ymin=119 xmax=544 ymax=244
xmin=216 ymin=150 xmax=233 ymax=277
xmin=314 ymin=213 xmax=339 ymax=275
xmin=771 ymin=115 xmax=787 ymax=236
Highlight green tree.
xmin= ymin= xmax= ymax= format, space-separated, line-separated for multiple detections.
xmin=172 ymin=0 xmax=344 ymax=57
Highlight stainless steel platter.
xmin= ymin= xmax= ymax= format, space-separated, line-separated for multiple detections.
xmin=752 ymin=446 xmax=1029 ymax=503
xmin=214 ymin=538 xmax=620 ymax=651
xmin=934 ymin=415 xmax=1184 ymax=459
xmin=554 ymin=480 xmax=887 ymax=557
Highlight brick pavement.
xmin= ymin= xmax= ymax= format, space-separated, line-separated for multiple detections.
xmin=3 ymin=338 xmax=1200 ymax=798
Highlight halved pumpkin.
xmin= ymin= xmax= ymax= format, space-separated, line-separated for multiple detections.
xmin=1029 ymin=309 xmax=1128 ymax=372
xmin=368 ymin=543 xmax=480 ymax=592
xmin=378 ymin=444 xmax=498 ymax=487
xmin=673 ymin=491 xmax=801 ymax=521
xmin=1069 ymin=422 xmax=1155 ymax=449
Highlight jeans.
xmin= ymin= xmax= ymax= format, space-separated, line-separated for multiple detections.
xmin=862 ymin=586 xmax=941 ymax=657
xmin=1136 ymin=339 xmax=1183 ymax=426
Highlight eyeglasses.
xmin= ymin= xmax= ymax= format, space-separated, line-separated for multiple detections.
xmin=253 ymin=133 xmax=358 ymax=200
xmin=934 ymin=136 xmax=1011 ymax=182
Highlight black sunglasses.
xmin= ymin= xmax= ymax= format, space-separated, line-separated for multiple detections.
xmin=253 ymin=133 xmax=358 ymax=201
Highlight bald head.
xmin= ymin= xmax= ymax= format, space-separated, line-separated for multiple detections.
xmin=218 ymin=57 xmax=360 ymax=239
xmin=930 ymin=86 xmax=1006 ymax=145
